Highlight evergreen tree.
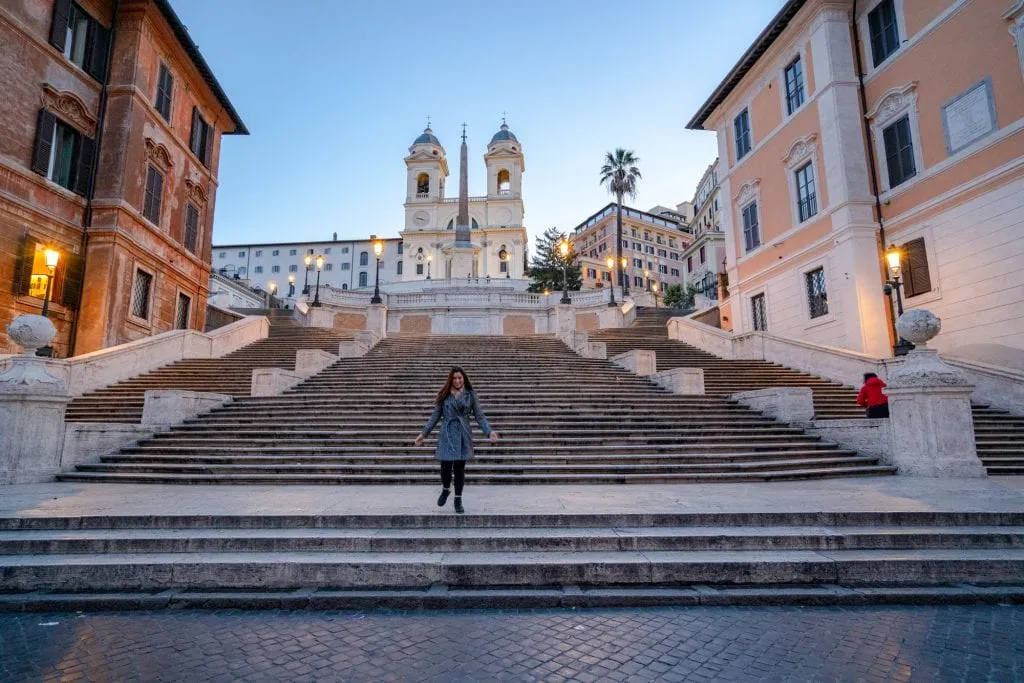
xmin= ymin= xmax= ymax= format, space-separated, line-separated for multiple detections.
xmin=526 ymin=227 xmax=583 ymax=293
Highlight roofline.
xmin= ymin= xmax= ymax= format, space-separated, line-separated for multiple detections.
xmin=685 ymin=0 xmax=807 ymax=131
xmin=212 ymin=237 xmax=403 ymax=250
xmin=571 ymin=202 xmax=685 ymax=234
xmin=153 ymin=0 xmax=248 ymax=135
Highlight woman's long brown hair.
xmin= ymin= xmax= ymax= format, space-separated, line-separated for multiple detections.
xmin=435 ymin=366 xmax=474 ymax=405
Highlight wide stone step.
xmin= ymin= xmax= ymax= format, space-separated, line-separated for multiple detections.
xmin=142 ymin=432 xmax=819 ymax=446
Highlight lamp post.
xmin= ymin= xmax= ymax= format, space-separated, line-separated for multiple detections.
xmin=371 ymin=239 xmax=383 ymax=304
xmin=606 ymin=256 xmax=616 ymax=307
xmin=303 ymin=254 xmax=312 ymax=295
xmin=499 ymin=248 xmax=511 ymax=279
xmin=267 ymin=280 xmax=277 ymax=307
xmin=426 ymin=253 xmax=432 ymax=280
xmin=644 ymin=268 xmax=651 ymax=293
xmin=40 ymin=248 xmax=59 ymax=318
xmin=287 ymin=273 xmax=295 ymax=298
xmin=652 ymin=282 xmax=659 ymax=308
xmin=620 ymin=256 xmax=629 ymax=296
xmin=311 ymin=254 xmax=324 ymax=307
xmin=884 ymin=245 xmax=915 ymax=356
xmin=558 ymin=240 xmax=571 ymax=304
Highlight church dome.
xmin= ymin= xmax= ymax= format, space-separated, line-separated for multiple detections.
xmin=413 ymin=127 xmax=441 ymax=145
xmin=489 ymin=123 xmax=518 ymax=144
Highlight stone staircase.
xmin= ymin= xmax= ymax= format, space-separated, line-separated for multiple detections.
xmin=57 ymin=334 xmax=895 ymax=484
xmin=2 ymin=510 xmax=1023 ymax=609
xmin=592 ymin=308 xmax=1024 ymax=475
xmin=64 ymin=310 xmax=350 ymax=423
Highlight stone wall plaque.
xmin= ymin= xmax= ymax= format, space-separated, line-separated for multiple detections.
xmin=941 ymin=78 xmax=997 ymax=155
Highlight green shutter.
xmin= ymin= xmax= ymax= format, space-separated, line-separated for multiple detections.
xmin=73 ymin=134 xmax=96 ymax=197
xmin=31 ymin=109 xmax=57 ymax=176
xmin=60 ymin=252 xmax=86 ymax=309
xmin=49 ymin=0 xmax=71 ymax=52
xmin=86 ymin=20 xmax=111 ymax=82
xmin=12 ymin=234 xmax=38 ymax=296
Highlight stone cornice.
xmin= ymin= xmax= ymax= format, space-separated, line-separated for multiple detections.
xmin=41 ymin=84 xmax=98 ymax=137
xmin=866 ymin=82 xmax=920 ymax=125
xmin=144 ymin=137 xmax=173 ymax=171
xmin=733 ymin=178 xmax=761 ymax=206
xmin=781 ymin=133 xmax=818 ymax=167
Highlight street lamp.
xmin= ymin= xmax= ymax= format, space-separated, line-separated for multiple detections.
xmin=606 ymin=255 xmax=617 ymax=307
xmin=311 ymin=254 xmax=324 ymax=307
xmin=40 ymin=248 xmax=59 ymax=318
xmin=620 ymin=256 xmax=629 ymax=296
xmin=499 ymin=248 xmax=511 ymax=279
xmin=884 ymin=245 xmax=915 ymax=356
xmin=426 ymin=252 xmax=432 ymax=280
xmin=652 ymin=282 xmax=659 ymax=308
xmin=287 ymin=273 xmax=296 ymax=298
xmin=267 ymin=280 xmax=277 ymax=306
xmin=644 ymin=268 xmax=651 ymax=293
xmin=303 ymin=254 xmax=312 ymax=295
xmin=558 ymin=239 xmax=571 ymax=304
xmin=371 ymin=239 xmax=384 ymax=304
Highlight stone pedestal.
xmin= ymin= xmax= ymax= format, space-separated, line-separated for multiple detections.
xmin=554 ymin=304 xmax=575 ymax=337
xmin=296 ymin=349 xmax=338 ymax=377
xmin=251 ymin=368 xmax=305 ymax=397
xmin=448 ymin=245 xmax=478 ymax=279
xmin=354 ymin=330 xmax=381 ymax=349
xmin=886 ymin=348 xmax=986 ymax=477
xmin=365 ymin=304 xmax=387 ymax=340
xmin=141 ymin=390 xmax=233 ymax=427
xmin=338 ymin=340 xmax=370 ymax=358
xmin=611 ymin=349 xmax=657 ymax=377
xmin=0 ymin=316 xmax=70 ymax=483
xmin=652 ymin=368 xmax=705 ymax=395
xmin=730 ymin=387 xmax=816 ymax=423
xmin=307 ymin=308 xmax=335 ymax=329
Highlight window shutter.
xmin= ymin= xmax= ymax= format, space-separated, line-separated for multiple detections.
xmin=49 ymin=0 xmax=71 ymax=52
xmin=31 ymin=109 xmax=57 ymax=176
xmin=60 ymin=252 xmax=85 ymax=309
xmin=203 ymin=127 xmax=213 ymax=167
xmin=12 ymin=235 xmax=38 ymax=296
xmin=86 ymin=21 xmax=111 ymax=82
xmin=73 ymin=134 xmax=96 ymax=197
xmin=190 ymin=107 xmax=200 ymax=156
xmin=904 ymin=239 xmax=931 ymax=297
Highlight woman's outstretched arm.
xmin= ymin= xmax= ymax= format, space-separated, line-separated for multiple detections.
xmin=472 ymin=392 xmax=498 ymax=441
xmin=414 ymin=403 xmax=443 ymax=445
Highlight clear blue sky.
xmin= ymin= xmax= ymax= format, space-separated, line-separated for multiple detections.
xmin=171 ymin=0 xmax=786 ymax=247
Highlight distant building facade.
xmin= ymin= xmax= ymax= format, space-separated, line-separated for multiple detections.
xmin=681 ymin=159 xmax=726 ymax=299
xmin=0 ymin=0 xmax=246 ymax=356
xmin=687 ymin=0 xmax=1024 ymax=358
xmin=570 ymin=203 xmax=693 ymax=292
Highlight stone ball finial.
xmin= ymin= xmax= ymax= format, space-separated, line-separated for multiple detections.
xmin=6 ymin=314 xmax=56 ymax=356
xmin=895 ymin=309 xmax=941 ymax=346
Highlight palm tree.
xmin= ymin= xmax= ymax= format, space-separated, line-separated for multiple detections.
xmin=599 ymin=149 xmax=641 ymax=296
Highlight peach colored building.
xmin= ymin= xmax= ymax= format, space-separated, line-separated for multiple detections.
xmin=570 ymin=203 xmax=693 ymax=292
xmin=687 ymin=0 xmax=1024 ymax=360
xmin=0 ymin=0 xmax=246 ymax=357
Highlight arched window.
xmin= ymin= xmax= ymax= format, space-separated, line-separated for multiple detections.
xmin=471 ymin=218 xmax=479 ymax=229
xmin=359 ymin=251 xmax=368 ymax=266
xmin=446 ymin=219 xmax=454 ymax=230
xmin=497 ymin=169 xmax=511 ymax=195
xmin=416 ymin=173 xmax=429 ymax=196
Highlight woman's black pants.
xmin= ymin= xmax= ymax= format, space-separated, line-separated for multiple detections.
xmin=866 ymin=404 xmax=890 ymax=418
xmin=440 ymin=461 xmax=466 ymax=496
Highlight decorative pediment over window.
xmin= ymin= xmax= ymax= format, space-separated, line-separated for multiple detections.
xmin=40 ymin=84 xmax=96 ymax=136
xmin=733 ymin=178 xmax=761 ymax=206
xmin=144 ymin=138 xmax=173 ymax=171
xmin=184 ymin=178 xmax=208 ymax=205
xmin=866 ymin=82 xmax=919 ymax=127
xmin=781 ymin=134 xmax=818 ymax=168
xmin=1005 ymin=0 xmax=1024 ymax=77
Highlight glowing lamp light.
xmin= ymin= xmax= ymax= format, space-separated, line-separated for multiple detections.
xmin=304 ymin=254 xmax=312 ymax=267
xmin=315 ymin=254 xmax=324 ymax=271
xmin=373 ymin=240 xmax=384 ymax=258
xmin=268 ymin=280 xmax=277 ymax=294
xmin=559 ymin=240 xmax=569 ymax=258
xmin=885 ymin=246 xmax=902 ymax=278
xmin=44 ymin=248 xmax=60 ymax=270
xmin=287 ymin=274 xmax=295 ymax=284
xmin=606 ymin=256 xmax=614 ymax=270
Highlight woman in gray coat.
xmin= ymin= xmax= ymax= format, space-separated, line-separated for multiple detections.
xmin=414 ymin=366 xmax=498 ymax=514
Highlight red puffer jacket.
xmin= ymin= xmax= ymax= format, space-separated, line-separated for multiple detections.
xmin=856 ymin=377 xmax=888 ymax=408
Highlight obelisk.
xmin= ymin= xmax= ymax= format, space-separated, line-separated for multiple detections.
xmin=447 ymin=123 xmax=479 ymax=278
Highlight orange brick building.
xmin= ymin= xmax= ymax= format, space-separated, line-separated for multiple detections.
xmin=0 ymin=0 xmax=246 ymax=356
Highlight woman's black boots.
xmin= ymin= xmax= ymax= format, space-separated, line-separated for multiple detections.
xmin=437 ymin=489 xmax=451 ymax=507
xmin=454 ymin=497 xmax=464 ymax=514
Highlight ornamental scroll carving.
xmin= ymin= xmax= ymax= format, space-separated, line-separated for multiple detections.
xmin=866 ymin=82 xmax=919 ymax=127
xmin=781 ymin=134 xmax=818 ymax=168
xmin=733 ymin=178 xmax=761 ymax=206
xmin=144 ymin=138 xmax=173 ymax=172
xmin=184 ymin=178 xmax=209 ymax=205
xmin=40 ymin=84 xmax=96 ymax=137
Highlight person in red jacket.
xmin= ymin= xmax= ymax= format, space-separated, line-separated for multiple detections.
xmin=857 ymin=372 xmax=889 ymax=418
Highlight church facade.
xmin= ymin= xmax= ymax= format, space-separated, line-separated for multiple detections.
xmin=399 ymin=124 xmax=528 ymax=281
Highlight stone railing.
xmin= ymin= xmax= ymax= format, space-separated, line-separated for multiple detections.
xmin=63 ymin=315 xmax=269 ymax=397
xmin=945 ymin=355 xmax=1024 ymax=415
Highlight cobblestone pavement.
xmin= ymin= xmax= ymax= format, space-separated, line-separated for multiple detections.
xmin=1 ymin=605 xmax=1022 ymax=682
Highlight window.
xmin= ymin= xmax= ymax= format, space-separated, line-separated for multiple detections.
xmin=359 ymin=251 xmax=368 ymax=266
xmin=130 ymin=269 xmax=153 ymax=320
xmin=155 ymin=63 xmax=173 ymax=121
xmin=805 ymin=268 xmax=828 ymax=318
xmin=671 ymin=268 xmax=680 ymax=277
xmin=342 ymin=247 xmax=349 ymax=254
xmin=341 ymin=263 xmax=350 ymax=270
xmin=497 ymin=169 xmax=511 ymax=194
xmin=358 ymin=272 xmax=368 ymax=287
xmin=657 ymin=249 xmax=667 ymax=257
xmin=659 ymin=265 xmax=668 ymax=275
xmin=396 ymin=261 xmax=403 ymax=275
xmin=218 ymin=252 xmax=226 ymax=258
xmin=645 ymin=246 xmax=655 ymax=254
xmin=143 ymin=164 xmax=163 ymax=224
xmin=633 ymin=258 xmax=642 ymax=268
xmin=868 ymin=0 xmax=900 ymax=67
xmin=634 ymin=276 xmax=643 ymax=287
xmin=272 ymin=249 xmax=280 ymax=256
xmin=325 ymin=263 xmax=333 ymax=271
xmin=184 ymin=204 xmax=199 ymax=254
xmin=397 ymin=243 xmax=404 ymax=254
xmin=751 ymin=293 xmax=767 ymax=331
xmin=784 ymin=56 xmax=805 ymax=114
xmin=633 ymin=242 xmax=641 ymax=251
xmin=31 ymin=112 xmax=95 ymax=196
xmin=324 ymin=248 xmax=331 ymax=254
xmin=900 ymin=238 xmax=932 ymax=297
xmin=271 ymin=265 xmax=280 ymax=273
xmin=50 ymin=1 xmax=110 ymax=81
xmin=416 ymin=263 xmax=424 ymax=275
xmin=587 ymin=268 xmax=596 ymax=279
xmin=189 ymin=107 xmax=212 ymax=167
xmin=288 ymin=265 xmax=298 ymax=272
xmin=734 ymin=109 xmax=751 ymax=160
xmin=687 ymin=256 xmax=693 ymax=272
xmin=742 ymin=202 xmax=761 ymax=252
xmin=883 ymin=115 xmax=917 ymax=188
xmin=175 ymin=292 xmax=191 ymax=329
xmin=237 ymin=267 xmax=246 ymax=277
xmin=795 ymin=163 xmax=818 ymax=221
xmin=254 ymin=266 xmax=263 ymax=274
xmin=416 ymin=173 xmax=429 ymax=195
xmin=289 ymin=249 xmax=296 ymax=256
xmin=237 ymin=251 xmax=245 ymax=257
xmin=699 ymin=246 xmax=706 ymax=263
xmin=255 ymin=250 xmax=263 ymax=257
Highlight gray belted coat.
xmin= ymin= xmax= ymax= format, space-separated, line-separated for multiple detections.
xmin=421 ymin=390 xmax=493 ymax=462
